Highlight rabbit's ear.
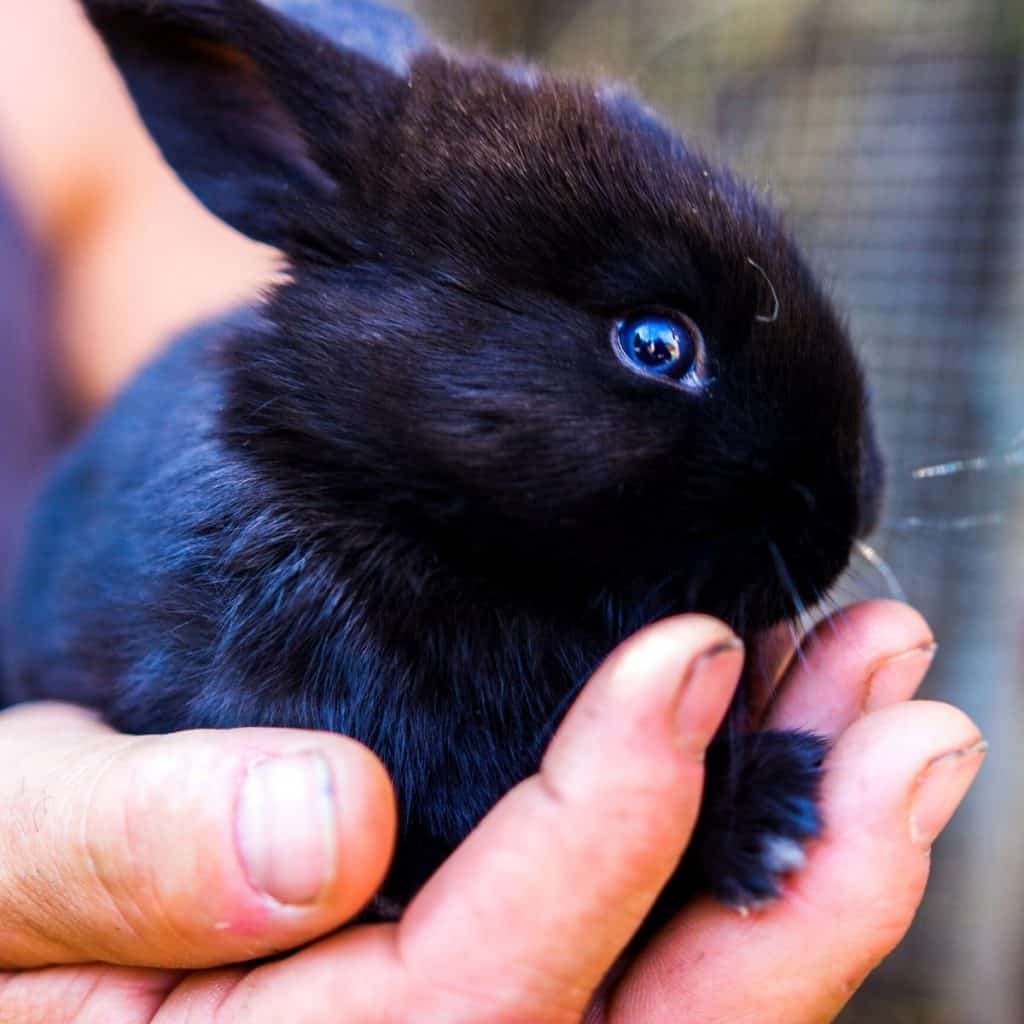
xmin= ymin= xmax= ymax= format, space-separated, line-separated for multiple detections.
xmin=82 ymin=0 xmax=405 ymax=246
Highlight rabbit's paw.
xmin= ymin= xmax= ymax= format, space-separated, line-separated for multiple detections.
xmin=692 ymin=730 xmax=827 ymax=910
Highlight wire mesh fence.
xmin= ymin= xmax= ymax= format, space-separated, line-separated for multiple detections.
xmin=393 ymin=0 xmax=1024 ymax=1018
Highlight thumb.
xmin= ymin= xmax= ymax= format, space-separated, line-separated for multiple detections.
xmin=0 ymin=703 xmax=395 ymax=969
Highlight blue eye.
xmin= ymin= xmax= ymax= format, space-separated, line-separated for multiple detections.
xmin=615 ymin=313 xmax=701 ymax=383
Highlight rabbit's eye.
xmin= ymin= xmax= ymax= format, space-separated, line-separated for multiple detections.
xmin=614 ymin=313 xmax=702 ymax=383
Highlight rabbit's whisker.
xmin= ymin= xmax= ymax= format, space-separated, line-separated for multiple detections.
xmin=769 ymin=541 xmax=809 ymax=624
xmin=912 ymin=431 xmax=1024 ymax=479
xmin=747 ymin=258 xmax=780 ymax=324
xmin=816 ymin=589 xmax=876 ymax=665
xmin=884 ymin=513 xmax=1005 ymax=532
xmin=768 ymin=541 xmax=813 ymax=678
xmin=853 ymin=540 xmax=907 ymax=603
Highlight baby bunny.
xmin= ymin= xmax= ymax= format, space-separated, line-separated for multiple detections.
xmin=4 ymin=0 xmax=883 ymax=918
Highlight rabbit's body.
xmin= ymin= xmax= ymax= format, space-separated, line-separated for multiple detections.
xmin=5 ymin=0 xmax=880 ymax=914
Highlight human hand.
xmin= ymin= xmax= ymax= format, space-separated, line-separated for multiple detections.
xmin=0 ymin=602 xmax=982 ymax=1022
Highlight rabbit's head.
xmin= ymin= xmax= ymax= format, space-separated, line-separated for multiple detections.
xmin=83 ymin=0 xmax=883 ymax=631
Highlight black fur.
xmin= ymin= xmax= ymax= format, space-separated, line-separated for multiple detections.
xmin=3 ymin=0 xmax=882 ymax=917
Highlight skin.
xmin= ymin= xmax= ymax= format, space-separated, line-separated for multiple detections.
xmin=0 ymin=601 xmax=984 ymax=1023
xmin=0 ymin=0 xmax=278 ymax=418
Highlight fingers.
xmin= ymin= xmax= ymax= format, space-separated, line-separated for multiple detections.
xmin=0 ymin=703 xmax=396 ymax=969
xmin=399 ymin=616 xmax=742 ymax=1021
xmin=766 ymin=600 xmax=936 ymax=736
xmin=0 ymin=966 xmax=180 ymax=1024
xmin=608 ymin=700 xmax=985 ymax=1024
xmin=207 ymin=615 xmax=747 ymax=1024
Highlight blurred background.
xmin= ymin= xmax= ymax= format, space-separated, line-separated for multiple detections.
xmin=1 ymin=1 xmax=1022 ymax=1020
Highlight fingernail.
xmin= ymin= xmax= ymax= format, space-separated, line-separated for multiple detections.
xmin=676 ymin=636 xmax=745 ymax=757
xmin=237 ymin=754 xmax=337 ymax=905
xmin=864 ymin=642 xmax=938 ymax=713
xmin=908 ymin=738 xmax=987 ymax=848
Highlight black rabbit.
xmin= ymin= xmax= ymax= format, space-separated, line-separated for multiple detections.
xmin=3 ymin=0 xmax=883 ymax=919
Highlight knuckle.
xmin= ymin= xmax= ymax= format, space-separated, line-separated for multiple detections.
xmin=79 ymin=738 xmax=202 ymax=956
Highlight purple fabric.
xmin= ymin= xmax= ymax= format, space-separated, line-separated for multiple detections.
xmin=0 ymin=174 xmax=63 ymax=610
